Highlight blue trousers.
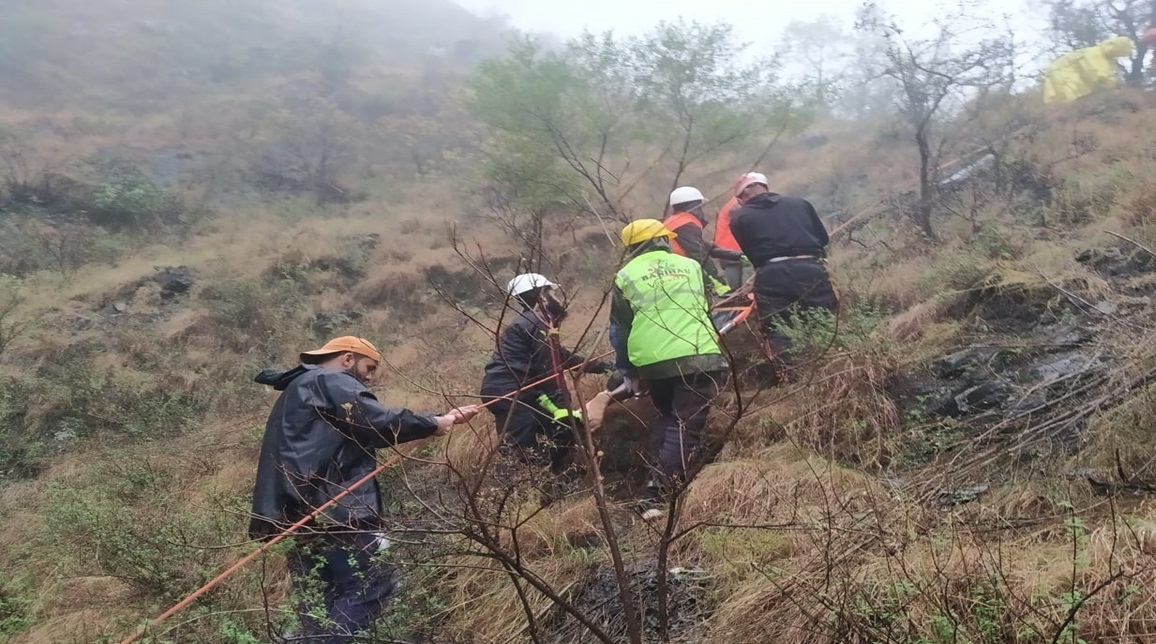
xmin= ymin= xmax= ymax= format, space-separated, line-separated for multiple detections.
xmin=286 ymin=528 xmax=396 ymax=643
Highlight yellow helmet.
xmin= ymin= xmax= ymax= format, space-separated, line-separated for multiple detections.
xmin=620 ymin=219 xmax=677 ymax=246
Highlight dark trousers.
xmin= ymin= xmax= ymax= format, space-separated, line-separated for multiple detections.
xmin=753 ymin=259 xmax=839 ymax=360
xmin=647 ymin=372 xmax=721 ymax=481
xmin=720 ymin=259 xmax=750 ymax=290
xmin=286 ymin=528 xmax=396 ymax=643
xmin=484 ymin=394 xmax=575 ymax=471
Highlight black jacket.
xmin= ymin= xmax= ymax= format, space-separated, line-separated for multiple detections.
xmin=665 ymin=219 xmax=742 ymax=283
xmin=480 ymin=309 xmax=602 ymax=403
xmin=729 ymin=193 xmax=829 ymax=267
xmin=248 ymin=364 xmax=439 ymax=540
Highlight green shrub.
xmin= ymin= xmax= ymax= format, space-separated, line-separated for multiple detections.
xmin=0 ymin=375 xmax=43 ymax=479
xmin=1051 ymin=167 xmax=1131 ymax=226
xmin=967 ymin=226 xmax=1016 ymax=260
xmin=44 ymin=462 xmax=246 ymax=600
xmin=88 ymin=171 xmax=182 ymax=230
xmin=0 ymin=575 xmax=32 ymax=639
xmin=923 ymin=251 xmax=990 ymax=295
xmin=199 ymin=277 xmax=307 ymax=357
xmin=773 ymin=300 xmax=889 ymax=359
xmin=0 ymin=216 xmax=129 ymax=279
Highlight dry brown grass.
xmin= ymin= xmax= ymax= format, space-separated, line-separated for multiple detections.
xmin=681 ymin=444 xmax=886 ymax=527
xmin=701 ymin=487 xmax=1156 ymax=643
xmin=1079 ymin=383 xmax=1156 ymax=481
xmin=769 ymin=349 xmax=902 ymax=469
xmin=440 ymin=549 xmax=595 ymax=644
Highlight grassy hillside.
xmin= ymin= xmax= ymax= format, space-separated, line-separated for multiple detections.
xmin=3 ymin=2 xmax=1156 ymax=643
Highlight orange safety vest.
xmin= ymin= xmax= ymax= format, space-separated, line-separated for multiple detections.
xmin=663 ymin=211 xmax=701 ymax=257
xmin=713 ymin=196 xmax=740 ymax=252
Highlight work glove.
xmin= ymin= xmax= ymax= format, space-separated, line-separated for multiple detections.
xmin=537 ymin=394 xmax=584 ymax=424
xmin=710 ymin=276 xmax=732 ymax=296
xmin=740 ymin=254 xmax=752 ymax=266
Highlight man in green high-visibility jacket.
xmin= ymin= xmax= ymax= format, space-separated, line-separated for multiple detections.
xmin=609 ymin=218 xmax=728 ymax=515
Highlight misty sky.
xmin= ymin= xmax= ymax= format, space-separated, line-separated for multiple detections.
xmin=455 ymin=0 xmax=1027 ymax=42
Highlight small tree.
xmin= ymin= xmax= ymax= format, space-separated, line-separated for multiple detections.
xmin=630 ymin=21 xmax=795 ymax=199
xmin=778 ymin=15 xmax=857 ymax=111
xmin=251 ymin=95 xmax=366 ymax=204
xmin=472 ymin=22 xmax=806 ymax=223
xmin=858 ymin=2 xmax=1015 ymax=240
xmin=0 ymin=278 xmax=27 ymax=358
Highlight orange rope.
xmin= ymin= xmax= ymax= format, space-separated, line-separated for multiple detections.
xmin=119 ymin=351 xmax=613 ymax=644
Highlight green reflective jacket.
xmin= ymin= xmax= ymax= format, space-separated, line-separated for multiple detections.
xmin=613 ymin=250 xmax=722 ymax=369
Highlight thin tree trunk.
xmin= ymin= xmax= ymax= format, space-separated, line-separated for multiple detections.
xmin=916 ymin=129 xmax=937 ymax=240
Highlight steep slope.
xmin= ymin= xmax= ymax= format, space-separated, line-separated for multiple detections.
xmin=3 ymin=2 xmax=1156 ymax=642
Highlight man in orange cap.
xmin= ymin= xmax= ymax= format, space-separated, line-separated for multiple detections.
xmin=249 ymin=335 xmax=478 ymax=641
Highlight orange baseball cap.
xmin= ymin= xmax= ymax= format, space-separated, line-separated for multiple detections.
xmin=300 ymin=336 xmax=383 ymax=364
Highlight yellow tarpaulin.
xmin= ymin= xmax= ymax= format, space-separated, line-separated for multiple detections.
xmin=1043 ymin=36 xmax=1133 ymax=104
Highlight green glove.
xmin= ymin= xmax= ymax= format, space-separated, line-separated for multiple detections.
xmin=537 ymin=394 xmax=584 ymax=423
xmin=740 ymin=255 xmax=752 ymax=266
xmin=710 ymin=276 xmax=732 ymax=296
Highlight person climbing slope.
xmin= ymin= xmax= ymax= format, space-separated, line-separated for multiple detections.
xmin=609 ymin=220 xmax=728 ymax=518
xmin=480 ymin=273 xmax=612 ymax=472
xmin=249 ymin=335 xmax=478 ymax=641
xmin=664 ymin=186 xmax=745 ymax=295
xmin=728 ymin=172 xmax=838 ymax=369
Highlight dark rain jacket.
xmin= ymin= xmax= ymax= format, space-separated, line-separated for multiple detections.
xmin=248 ymin=364 xmax=439 ymax=540
xmin=729 ymin=193 xmax=829 ymax=267
xmin=479 ymin=309 xmax=605 ymax=405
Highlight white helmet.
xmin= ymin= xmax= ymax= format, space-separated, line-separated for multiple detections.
xmin=669 ymin=186 xmax=705 ymax=208
xmin=734 ymin=172 xmax=768 ymax=196
xmin=506 ymin=273 xmax=557 ymax=297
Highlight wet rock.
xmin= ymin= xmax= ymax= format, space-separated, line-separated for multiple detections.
xmin=153 ymin=266 xmax=194 ymax=300
xmin=1040 ymin=323 xmax=1093 ymax=347
xmin=937 ymin=483 xmax=989 ymax=507
xmin=1035 ymin=353 xmax=1093 ymax=382
xmin=935 ymin=381 xmax=1012 ymax=416
xmin=1094 ymin=300 xmax=1119 ymax=315
xmin=935 ymin=348 xmax=994 ymax=379
xmin=1077 ymin=246 xmax=1152 ymax=278
xmin=1010 ymin=390 xmax=1049 ymax=413
xmin=308 ymin=256 xmax=365 ymax=280
xmin=310 ymin=311 xmax=364 ymax=338
xmin=1076 ymin=247 xmax=1123 ymax=264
